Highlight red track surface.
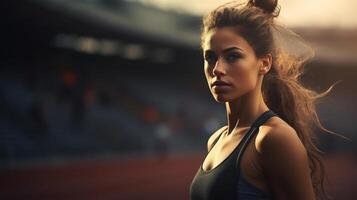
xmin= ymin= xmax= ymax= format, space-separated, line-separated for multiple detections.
xmin=0 ymin=152 xmax=356 ymax=200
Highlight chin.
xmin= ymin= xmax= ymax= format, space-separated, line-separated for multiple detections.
xmin=213 ymin=92 xmax=243 ymax=103
xmin=214 ymin=94 xmax=231 ymax=103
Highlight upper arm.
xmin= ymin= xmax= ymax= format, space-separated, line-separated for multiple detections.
xmin=258 ymin=125 xmax=315 ymax=200
xmin=207 ymin=126 xmax=227 ymax=152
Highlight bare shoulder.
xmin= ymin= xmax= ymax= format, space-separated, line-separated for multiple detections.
xmin=255 ymin=117 xmax=315 ymax=199
xmin=255 ymin=116 xmax=303 ymax=155
xmin=207 ymin=125 xmax=228 ymax=152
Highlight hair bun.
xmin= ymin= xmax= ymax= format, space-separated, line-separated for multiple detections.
xmin=248 ymin=0 xmax=279 ymax=16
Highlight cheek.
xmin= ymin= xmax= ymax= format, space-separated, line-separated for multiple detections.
xmin=204 ymin=65 xmax=213 ymax=79
xmin=231 ymin=62 xmax=258 ymax=89
xmin=204 ymin=66 xmax=212 ymax=86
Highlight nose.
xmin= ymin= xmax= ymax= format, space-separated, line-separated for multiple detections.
xmin=212 ymin=58 xmax=225 ymax=76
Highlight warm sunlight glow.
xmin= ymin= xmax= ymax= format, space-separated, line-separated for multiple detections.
xmin=134 ymin=0 xmax=357 ymax=28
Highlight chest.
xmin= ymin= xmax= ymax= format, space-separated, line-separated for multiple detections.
xmin=202 ymin=133 xmax=268 ymax=192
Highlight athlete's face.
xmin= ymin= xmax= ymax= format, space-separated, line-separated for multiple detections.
xmin=203 ymin=26 xmax=271 ymax=103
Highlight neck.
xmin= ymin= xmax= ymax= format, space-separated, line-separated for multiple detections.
xmin=225 ymin=86 xmax=269 ymax=136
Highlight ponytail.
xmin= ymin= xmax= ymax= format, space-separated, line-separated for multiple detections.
xmin=263 ymin=52 xmax=348 ymax=199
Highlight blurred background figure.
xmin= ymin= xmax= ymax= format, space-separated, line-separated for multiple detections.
xmin=0 ymin=0 xmax=356 ymax=200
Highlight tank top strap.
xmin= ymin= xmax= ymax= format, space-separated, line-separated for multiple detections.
xmin=234 ymin=110 xmax=278 ymax=174
xmin=250 ymin=110 xmax=278 ymax=128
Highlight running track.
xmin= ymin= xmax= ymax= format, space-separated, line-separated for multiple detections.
xmin=0 ymin=153 xmax=356 ymax=200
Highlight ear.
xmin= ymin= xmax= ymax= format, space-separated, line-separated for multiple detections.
xmin=258 ymin=53 xmax=272 ymax=75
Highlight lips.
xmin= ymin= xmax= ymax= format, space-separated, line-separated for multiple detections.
xmin=211 ymin=80 xmax=231 ymax=87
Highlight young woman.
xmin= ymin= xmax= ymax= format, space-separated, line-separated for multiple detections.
xmin=189 ymin=0 xmax=343 ymax=199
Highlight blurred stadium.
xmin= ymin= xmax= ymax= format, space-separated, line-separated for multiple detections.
xmin=0 ymin=0 xmax=356 ymax=199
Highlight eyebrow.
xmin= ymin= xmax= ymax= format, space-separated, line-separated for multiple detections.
xmin=204 ymin=46 xmax=244 ymax=54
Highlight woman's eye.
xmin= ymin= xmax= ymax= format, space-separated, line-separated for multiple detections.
xmin=226 ymin=54 xmax=241 ymax=62
xmin=205 ymin=55 xmax=217 ymax=64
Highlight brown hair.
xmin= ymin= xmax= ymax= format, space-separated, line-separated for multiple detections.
xmin=201 ymin=0 xmax=350 ymax=199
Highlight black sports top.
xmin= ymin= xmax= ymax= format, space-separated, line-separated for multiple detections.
xmin=189 ymin=110 xmax=278 ymax=200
